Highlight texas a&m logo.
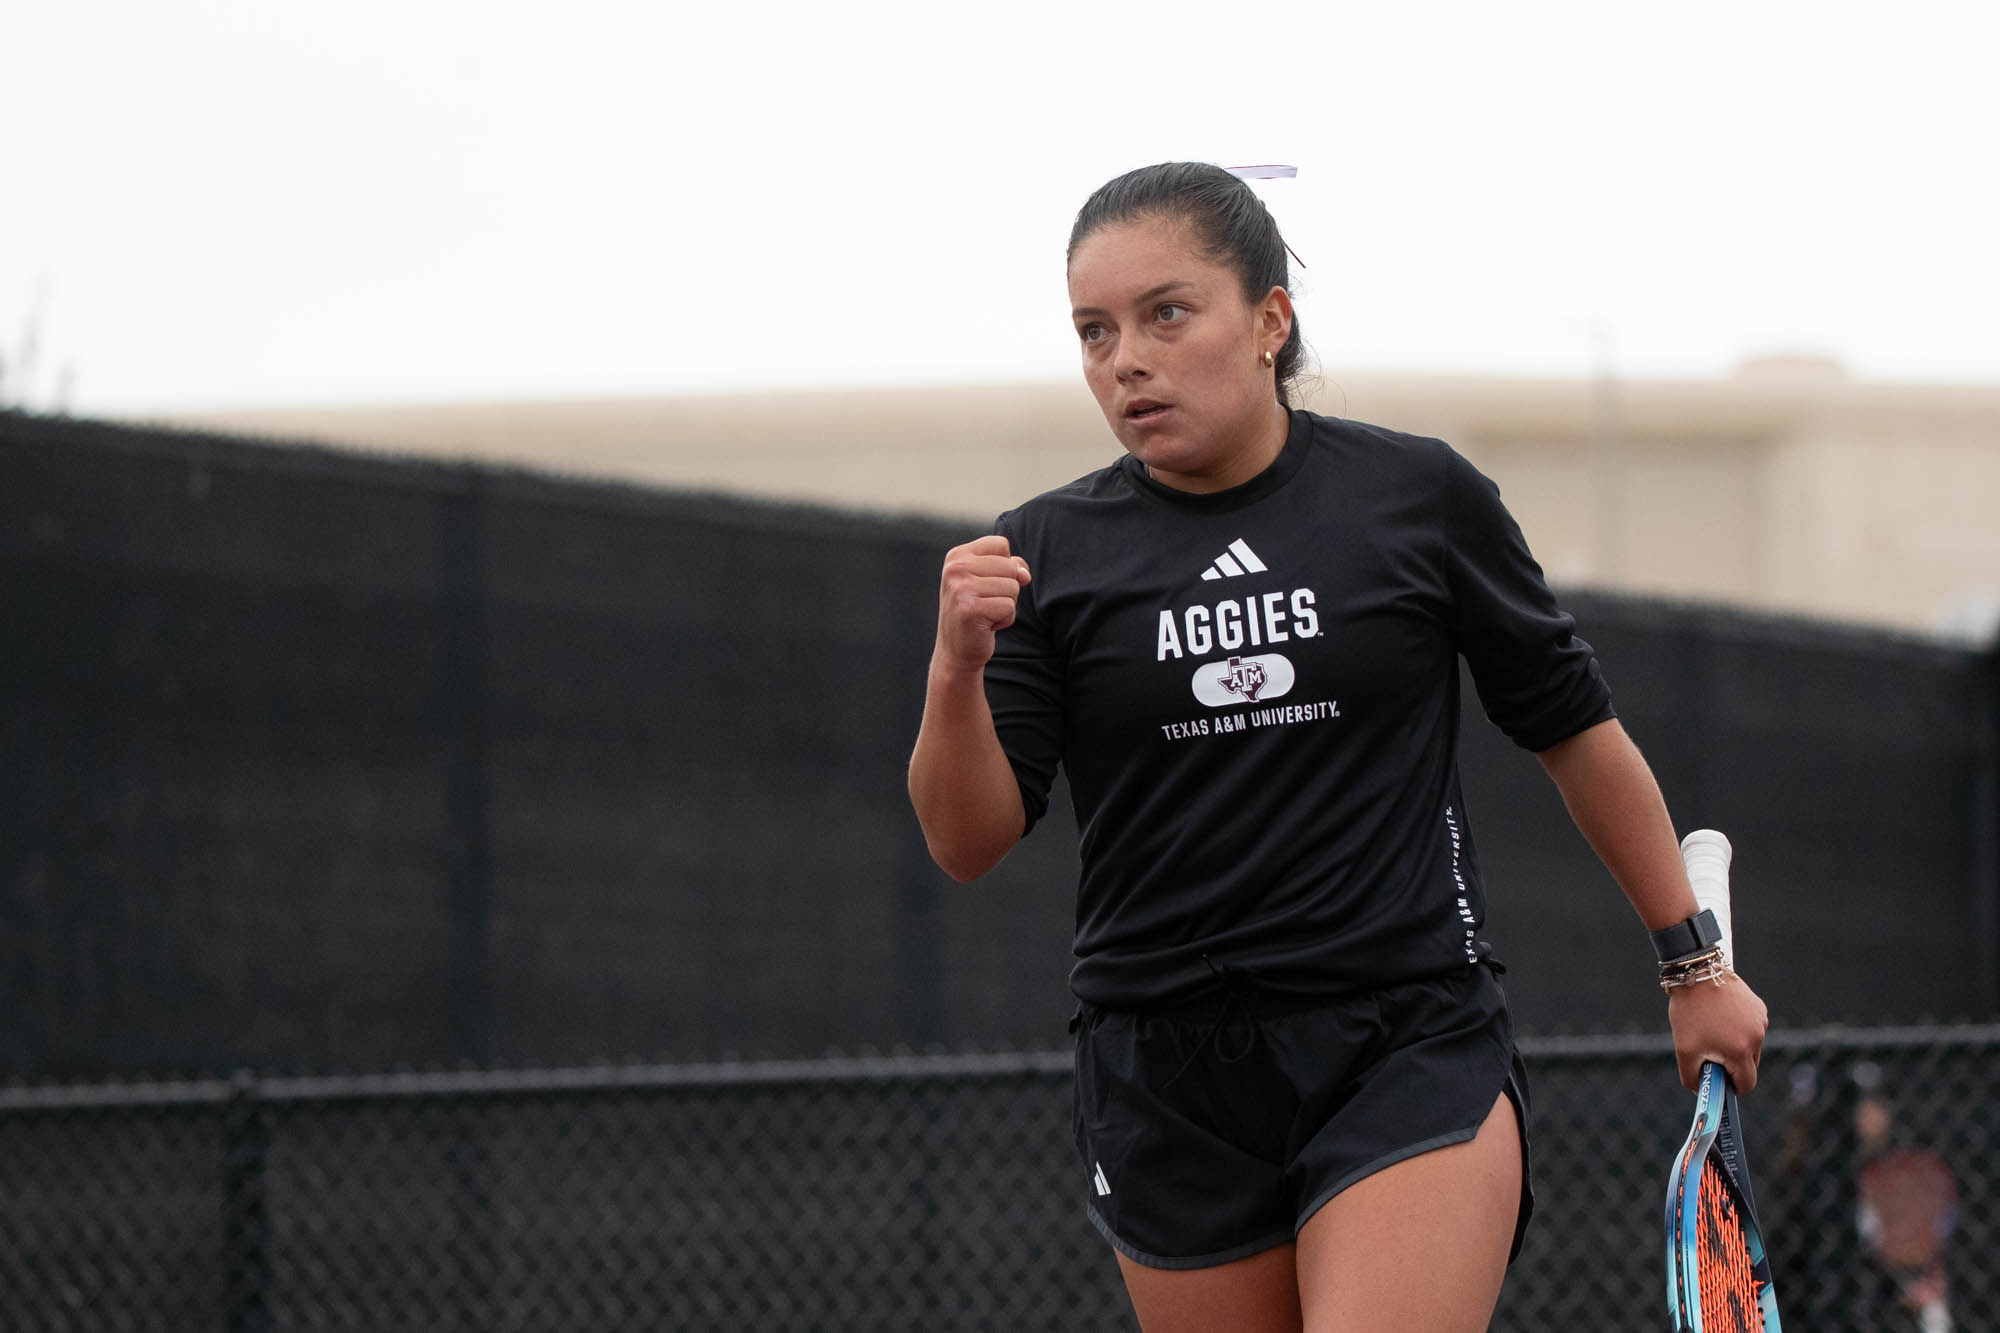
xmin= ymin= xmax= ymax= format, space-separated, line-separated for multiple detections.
xmin=1191 ymin=652 xmax=1296 ymax=707
xmin=1220 ymin=656 xmax=1267 ymax=701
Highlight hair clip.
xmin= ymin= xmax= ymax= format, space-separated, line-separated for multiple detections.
xmin=1223 ymin=166 xmax=1307 ymax=269
xmin=1225 ymin=165 xmax=1298 ymax=180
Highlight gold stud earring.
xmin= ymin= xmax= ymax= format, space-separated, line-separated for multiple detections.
xmin=1262 ymin=350 xmax=1275 ymax=368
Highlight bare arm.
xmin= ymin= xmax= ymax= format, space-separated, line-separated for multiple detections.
xmin=1538 ymin=718 xmax=1769 ymax=1090
xmin=907 ymin=536 xmax=1032 ymax=882
xmin=1536 ymin=718 xmax=1699 ymax=930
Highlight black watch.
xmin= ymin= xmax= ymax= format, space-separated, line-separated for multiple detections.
xmin=1650 ymin=909 xmax=1722 ymax=964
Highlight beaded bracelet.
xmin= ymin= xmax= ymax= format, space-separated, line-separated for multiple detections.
xmin=1659 ymin=945 xmax=1733 ymax=993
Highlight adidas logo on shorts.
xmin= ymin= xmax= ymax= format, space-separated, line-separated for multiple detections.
xmin=1092 ymin=1161 xmax=1112 ymax=1197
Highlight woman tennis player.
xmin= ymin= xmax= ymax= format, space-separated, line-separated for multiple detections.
xmin=908 ymin=161 xmax=1769 ymax=1332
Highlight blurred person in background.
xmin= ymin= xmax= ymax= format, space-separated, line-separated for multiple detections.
xmin=1854 ymin=1063 xmax=1959 ymax=1332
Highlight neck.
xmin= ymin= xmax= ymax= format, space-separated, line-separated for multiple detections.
xmin=1147 ymin=400 xmax=1291 ymax=494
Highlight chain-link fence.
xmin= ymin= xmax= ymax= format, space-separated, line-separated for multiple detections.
xmin=2 ymin=1025 xmax=1991 ymax=1331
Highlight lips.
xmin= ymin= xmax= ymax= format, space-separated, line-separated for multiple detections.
xmin=1124 ymin=398 xmax=1172 ymax=422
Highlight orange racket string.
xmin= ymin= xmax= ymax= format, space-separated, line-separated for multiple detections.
xmin=1695 ymin=1159 xmax=1766 ymax=1331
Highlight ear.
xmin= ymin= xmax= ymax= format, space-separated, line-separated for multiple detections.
xmin=1257 ymin=286 xmax=1294 ymax=360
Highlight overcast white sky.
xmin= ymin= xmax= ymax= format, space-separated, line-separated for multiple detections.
xmin=3 ymin=0 xmax=1995 ymax=415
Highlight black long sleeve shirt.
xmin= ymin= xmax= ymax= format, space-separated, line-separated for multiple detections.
xmin=985 ymin=409 xmax=1615 ymax=1008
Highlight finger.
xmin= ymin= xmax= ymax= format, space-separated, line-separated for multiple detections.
xmin=1720 ymin=1045 xmax=1758 ymax=1093
xmin=947 ymin=595 xmax=1020 ymax=633
xmin=956 ymin=557 xmax=1030 ymax=584
xmin=955 ymin=534 xmax=1013 ymax=559
xmin=945 ymin=555 xmax=1032 ymax=587
xmin=1700 ymin=1040 xmax=1759 ymax=1093
xmin=1737 ymin=1030 xmax=1765 ymax=1093
xmin=974 ymin=598 xmax=1019 ymax=632
xmin=949 ymin=576 xmax=1029 ymax=606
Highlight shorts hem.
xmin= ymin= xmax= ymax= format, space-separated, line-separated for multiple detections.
xmin=1292 ymin=1061 xmax=1535 ymax=1264
xmin=1087 ymin=1204 xmax=1295 ymax=1272
xmin=1292 ymin=1127 xmax=1479 ymax=1234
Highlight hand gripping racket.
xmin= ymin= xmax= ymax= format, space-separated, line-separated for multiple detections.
xmin=1665 ymin=829 xmax=1782 ymax=1332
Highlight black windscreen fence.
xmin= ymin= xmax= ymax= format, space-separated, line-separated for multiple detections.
xmin=3 ymin=411 xmax=1998 ymax=1082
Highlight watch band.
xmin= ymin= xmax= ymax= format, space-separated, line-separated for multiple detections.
xmin=1650 ymin=908 xmax=1722 ymax=964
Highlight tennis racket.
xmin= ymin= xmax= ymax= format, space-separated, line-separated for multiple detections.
xmin=1665 ymin=829 xmax=1782 ymax=1332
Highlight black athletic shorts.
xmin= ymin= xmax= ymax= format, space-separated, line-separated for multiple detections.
xmin=1070 ymin=962 xmax=1532 ymax=1270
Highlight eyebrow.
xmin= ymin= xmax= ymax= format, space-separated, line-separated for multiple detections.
xmin=1071 ymin=280 xmax=1199 ymax=320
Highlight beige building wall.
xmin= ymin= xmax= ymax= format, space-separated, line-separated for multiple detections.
xmin=159 ymin=360 xmax=2000 ymax=640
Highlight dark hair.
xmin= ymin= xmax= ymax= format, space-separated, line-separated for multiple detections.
xmin=1067 ymin=161 xmax=1308 ymax=406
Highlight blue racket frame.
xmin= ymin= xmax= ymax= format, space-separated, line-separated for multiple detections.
xmin=1665 ymin=1062 xmax=1782 ymax=1331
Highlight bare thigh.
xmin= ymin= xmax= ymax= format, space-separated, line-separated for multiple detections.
xmin=1294 ymin=1092 xmax=1521 ymax=1333
xmin=1115 ymin=1243 xmax=1302 ymax=1333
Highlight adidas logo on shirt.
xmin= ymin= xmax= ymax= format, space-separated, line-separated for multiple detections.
xmin=1199 ymin=539 xmax=1268 ymax=581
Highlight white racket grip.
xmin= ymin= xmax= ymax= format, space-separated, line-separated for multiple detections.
xmin=1678 ymin=829 xmax=1735 ymax=969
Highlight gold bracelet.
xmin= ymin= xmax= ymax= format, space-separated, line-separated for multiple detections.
xmin=1658 ymin=943 xmax=1722 ymax=975
xmin=1659 ymin=947 xmax=1733 ymax=992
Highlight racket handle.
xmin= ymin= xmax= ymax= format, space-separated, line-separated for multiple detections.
xmin=1679 ymin=829 xmax=1735 ymax=969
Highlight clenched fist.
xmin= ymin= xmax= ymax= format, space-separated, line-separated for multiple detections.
xmin=935 ymin=535 xmax=1032 ymax=673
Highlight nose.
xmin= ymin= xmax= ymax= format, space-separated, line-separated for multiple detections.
xmin=1111 ymin=332 xmax=1149 ymax=383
